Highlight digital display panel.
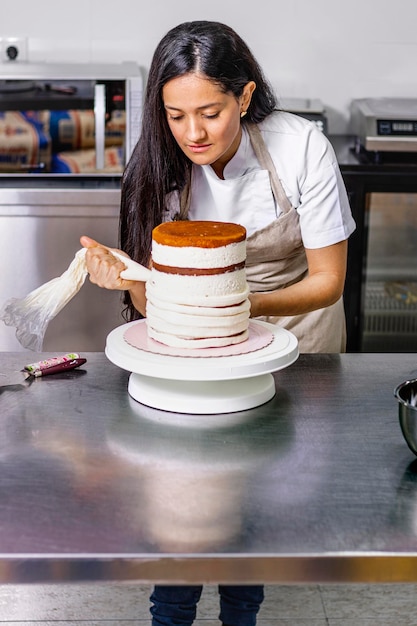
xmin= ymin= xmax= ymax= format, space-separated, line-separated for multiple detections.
xmin=378 ymin=119 xmax=417 ymax=136
xmin=392 ymin=122 xmax=414 ymax=132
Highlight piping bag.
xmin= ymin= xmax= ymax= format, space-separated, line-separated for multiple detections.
xmin=0 ymin=248 xmax=151 ymax=351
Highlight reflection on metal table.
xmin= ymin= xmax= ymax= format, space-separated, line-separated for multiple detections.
xmin=1 ymin=351 xmax=417 ymax=584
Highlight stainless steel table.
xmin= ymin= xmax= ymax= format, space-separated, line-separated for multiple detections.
xmin=1 ymin=351 xmax=417 ymax=584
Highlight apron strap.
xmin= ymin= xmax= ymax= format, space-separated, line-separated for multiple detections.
xmin=178 ymin=120 xmax=293 ymax=219
xmin=246 ymin=122 xmax=293 ymax=214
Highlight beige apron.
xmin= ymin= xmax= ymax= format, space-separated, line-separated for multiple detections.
xmin=178 ymin=123 xmax=346 ymax=353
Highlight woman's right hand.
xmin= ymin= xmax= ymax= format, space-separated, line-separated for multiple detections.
xmin=80 ymin=235 xmax=137 ymax=291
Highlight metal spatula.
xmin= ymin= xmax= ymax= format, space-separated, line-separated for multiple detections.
xmin=0 ymin=370 xmax=31 ymax=387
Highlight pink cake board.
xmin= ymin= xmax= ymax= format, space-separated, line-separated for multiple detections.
xmin=123 ymin=319 xmax=273 ymax=358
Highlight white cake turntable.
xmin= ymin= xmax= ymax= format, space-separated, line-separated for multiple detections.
xmin=105 ymin=319 xmax=299 ymax=414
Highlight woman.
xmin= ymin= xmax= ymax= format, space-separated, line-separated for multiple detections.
xmin=81 ymin=20 xmax=355 ymax=626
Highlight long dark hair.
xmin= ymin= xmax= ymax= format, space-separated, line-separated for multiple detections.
xmin=120 ymin=20 xmax=277 ymax=319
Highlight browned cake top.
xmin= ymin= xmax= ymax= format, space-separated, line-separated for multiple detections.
xmin=152 ymin=220 xmax=246 ymax=248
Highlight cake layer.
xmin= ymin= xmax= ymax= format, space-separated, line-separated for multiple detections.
xmin=148 ymin=268 xmax=248 ymax=299
xmin=152 ymin=220 xmax=246 ymax=248
xmin=146 ymin=293 xmax=251 ymax=317
xmin=147 ymin=316 xmax=249 ymax=339
xmin=146 ymin=281 xmax=250 ymax=307
xmin=152 ymin=239 xmax=246 ymax=269
xmin=147 ymin=303 xmax=250 ymax=333
xmin=147 ymin=326 xmax=249 ymax=349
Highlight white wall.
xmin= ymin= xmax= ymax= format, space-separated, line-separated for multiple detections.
xmin=1 ymin=0 xmax=416 ymax=133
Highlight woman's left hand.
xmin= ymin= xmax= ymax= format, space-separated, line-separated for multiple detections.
xmin=249 ymin=240 xmax=348 ymax=317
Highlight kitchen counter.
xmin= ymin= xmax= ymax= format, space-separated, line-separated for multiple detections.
xmin=1 ymin=350 xmax=417 ymax=584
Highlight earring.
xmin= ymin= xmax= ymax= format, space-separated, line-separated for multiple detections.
xmin=240 ymin=110 xmax=247 ymax=118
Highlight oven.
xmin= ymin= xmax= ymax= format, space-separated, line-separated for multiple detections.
xmin=0 ymin=61 xmax=143 ymax=174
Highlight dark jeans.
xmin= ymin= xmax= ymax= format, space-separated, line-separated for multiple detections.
xmin=150 ymin=584 xmax=264 ymax=626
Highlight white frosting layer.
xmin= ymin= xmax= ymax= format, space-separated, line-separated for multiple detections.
xmin=147 ymin=303 xmax=250 ymax=335
xmin=147 ymin=326 xmax=249 ymax=349
xmin=149 ymin=268 xmax=248 ymax=299
xmin=146 ymin=280 xmax=250 ymax=307
xmin=146 ymin=294 xmax=251 ymax=317
xmin=152 ymin=240 xmax=246 ymax=269
xmin=148 ymin=318 xmax=248 ymax=339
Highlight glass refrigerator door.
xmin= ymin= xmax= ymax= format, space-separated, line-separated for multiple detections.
xmin=362 ymin=192 xmax=417 ymax=351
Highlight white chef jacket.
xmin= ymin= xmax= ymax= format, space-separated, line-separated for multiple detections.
xmin=183 ymin=111 xmax=355 ymax=248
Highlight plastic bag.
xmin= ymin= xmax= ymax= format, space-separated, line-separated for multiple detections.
xmin=0 ymin=248 xmax=88 ymax=351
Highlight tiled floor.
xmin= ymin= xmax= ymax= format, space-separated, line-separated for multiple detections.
xmin=0 ymin=583 xmax=416 ymax=624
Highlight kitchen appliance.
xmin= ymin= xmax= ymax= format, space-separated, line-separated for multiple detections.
xmin=0 ymin=61 xmax=143 ymax=174
xmin=361 ymin=192 xmax=417 ymax=351
xmin=280 ymin=97 xmax=328 ymax=134
xmin=350 ymin=98 xmax=417 ymax=153
xmin=0 ymin=62 xmax=144 ymax=352
xmin=333 ymin=102 xmax=417 ymax=352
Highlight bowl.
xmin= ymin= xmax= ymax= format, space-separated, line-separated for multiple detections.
xmin=395 ymin=378 xmax=417 ymax=456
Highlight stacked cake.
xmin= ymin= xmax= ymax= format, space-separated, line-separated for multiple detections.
xmin=146 ymin=221 xmax=250 ymax=348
